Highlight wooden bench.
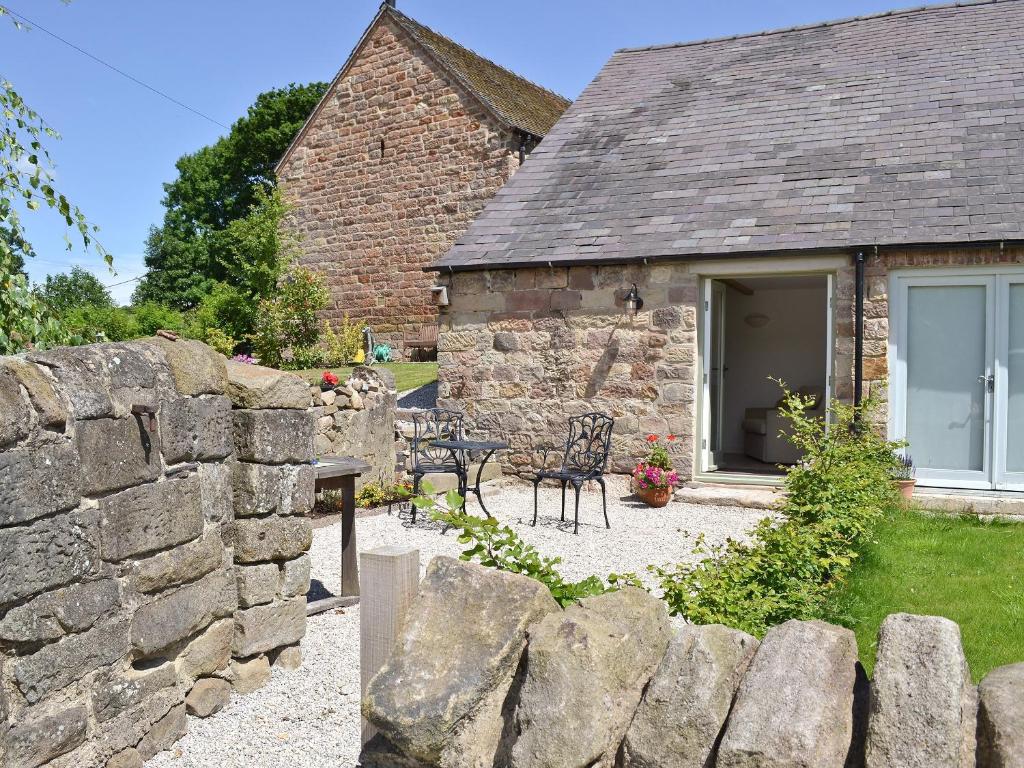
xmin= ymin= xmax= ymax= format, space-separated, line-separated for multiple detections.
xmin=403 ymin=324 xmax=438 ymax=360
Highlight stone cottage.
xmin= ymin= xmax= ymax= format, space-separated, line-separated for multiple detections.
xmin=276 ymin=1 xmax=569 ymax=359
xmin=432 ymin=0 xmax=1024 ymax=498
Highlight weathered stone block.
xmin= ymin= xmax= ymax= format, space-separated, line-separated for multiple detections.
xmin=231 ymin=515 xmax=312 ymax=564
xmin=228 ymin=654 xmax=271 ymax=694
xmin=161 ymin=395 xmax=232 ymax=464
xmin=232 ymin=409 xmax=315 ymax=464
xmin=233 ymin=597 xmax=307 ymax=657
xmin=4 ymin=703 xmax=88 ymax=768
xmin=176 ymin=618 xmax=233 ymax=683
xmin=28 ymin=345 xmax=113 ymax=419
xmin=13 ymin=620 xmax=130 ymax=704
xmin=76 ymin=417 xmax=161 ymax=496
xmin=130 ymin=569 xmax=237 ymax=657
xmin=511 ymin=588 xmax=671 ymax=768
xmin=271 ymin=644 xmax=302 ymax=670
xmin=0 ymin=579 xmax=119 ymax=645
xmin=136 ymin=702 xmax=187 ymax=760
xmin=99 ymin=475 xmax=203 ymax=562
xmin=622 ymin=624 xmax=759 ymax=768
xmin=977 ymin=662 xmax=1024 ymax=767
xmin=225 ymin=360 xmax=311 ymax=409
xmin=0 ymin=510 xmax=99 ymax=608
xmin=281 ymin=554 xmax=311 ymax=598
xmin=106 ymin=748 xmax=144 ymax=768
xmin=236 ymin=563 xmax=280 ymax=607
xmin=0 ymin=366 xmax=30 ymax=448
xmin=91 ymin=661 xmax=178 ymax=723
xmin=131 ymin=530 xmax=224 ymax=593
xmin=142 ymin=337 xmax=226 ymax=396
xmin=198 ymin=460 xmax=233 ymax=524
xmin=865 ymin=613 xmax=976 ymax=768
xmin=1 ymin=357 xmax=67 ymax=430
xmin=185 ymin=677 xmax=232 ymax=718
xmin=365 ymin=557 xmax=559 ymax=767
xmin=0 ymin=439 xmax=82 ymax=525
xmin=233 ymin=462 xmax=315 ymax=517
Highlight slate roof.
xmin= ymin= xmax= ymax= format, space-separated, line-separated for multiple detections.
xmin=277 ymin=5 xmax=569 ymax=172
xmin=389 ymin=9 xmax=570 ymax=137
xmin=434 ymin=0 xmax=1024 ymax=271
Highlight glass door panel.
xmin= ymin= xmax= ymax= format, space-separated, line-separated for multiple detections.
xmin=998 ymin=281 xmax=1024 ymax=487
xmin=905 ymin=283 xmax=990 ymax=481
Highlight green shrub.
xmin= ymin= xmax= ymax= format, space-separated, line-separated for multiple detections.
xmin=131 ymin=301 xmax=188 ymax=337
xmin=249 ymin=265 xmax=328 ymax=369
xmin=65 ymin=304 xmax=141 ymax=342
xmin=653 ymin=388 xmax=903 ymax=636
xmin=355 ymin=480 xmax=413 ymax=509
xmin=418 ymin=490 xmax=641 ymax=607
xmin=322 ymin=317 xmax=363 ymax=366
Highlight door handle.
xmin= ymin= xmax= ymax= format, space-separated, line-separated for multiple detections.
xmin=977 ymin=374 xmax=995 ymax=393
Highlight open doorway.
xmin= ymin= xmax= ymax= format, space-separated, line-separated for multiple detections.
xmin=700 ymin=274 xmax=832 ymax=478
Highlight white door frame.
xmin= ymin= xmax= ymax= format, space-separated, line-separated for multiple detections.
xmin=696 ymin=271 xmax=837 ymax=478
xmin=889 ymin=265 xmax=1024 ymax=491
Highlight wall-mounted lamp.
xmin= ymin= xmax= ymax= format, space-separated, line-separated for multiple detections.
xmin=744 ymin=313 xmax=770 ymax=328
xmin=430 ymin=285 xmax=449 ymax=307
xmin=624 ymin=283 xmax=644 ymax=318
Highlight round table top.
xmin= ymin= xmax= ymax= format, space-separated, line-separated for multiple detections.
xmin=430 ymin=439 xmax=509 ymax=451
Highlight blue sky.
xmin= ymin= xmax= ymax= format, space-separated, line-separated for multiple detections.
xmin=5 ymin=0 xmax=924 ymax=303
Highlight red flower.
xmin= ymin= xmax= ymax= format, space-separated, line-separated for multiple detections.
xmin=667 ymin=434 xmax=677 ymax=442
xmin=321 ymin=371 xmax=339 ymax=387
xmin=646 ymin=434 xmax=659 ymax=443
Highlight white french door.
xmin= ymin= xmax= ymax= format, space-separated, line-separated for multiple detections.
xmin=891 ymin=269 xmax=1024 ymax=491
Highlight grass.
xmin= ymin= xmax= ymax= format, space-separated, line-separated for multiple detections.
xmin=295 ymin=361 xmax=438 ymax=393
xmin=830 ymin=508 xmax=1024 ymax=681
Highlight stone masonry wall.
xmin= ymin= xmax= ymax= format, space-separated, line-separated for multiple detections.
xmin=362 ymin=557 xmax=1022 ymax=768
xmin=278 ymin=14 xmax=523 ymax=359
xmin=311 ymin=366 xmax=398 ymax=488
xmin=435 ymin=263 xmax=699 ymax=477
xmin=0 ymin=341 xmax=314 ymax=768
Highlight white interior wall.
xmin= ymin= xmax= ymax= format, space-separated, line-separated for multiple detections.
xmin=721 ymin=283 xmax=828 ymax=453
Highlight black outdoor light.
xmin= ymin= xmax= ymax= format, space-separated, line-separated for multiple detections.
xmin=624 ymin=283 xmax=644 ymax=318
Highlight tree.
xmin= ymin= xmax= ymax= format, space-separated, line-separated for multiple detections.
xmin=1 ymin=9 xmax=108 ymax=353
xmin=133 ymin=82 xmax=327 ymax=309
xmin=37 ymin=265 xmax=113 ymax=315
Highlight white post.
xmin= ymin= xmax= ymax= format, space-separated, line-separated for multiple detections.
xmin=359 ymin=545 xmax=420 ymax=746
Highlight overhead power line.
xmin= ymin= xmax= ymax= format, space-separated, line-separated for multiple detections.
xmin=0 ymin=4 xmax=229 ymax=129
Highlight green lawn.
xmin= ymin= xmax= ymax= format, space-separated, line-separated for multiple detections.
xmin=831 ymin=509 xmax=1024 ymax=681
xmin=296 ymin=362 xmax=438 ymax=393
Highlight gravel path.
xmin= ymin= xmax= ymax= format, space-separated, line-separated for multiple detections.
xmin=148 ymin=477 xmax=769 ymax=767
xmin=396 ymin=381 xmax=437 ymax=410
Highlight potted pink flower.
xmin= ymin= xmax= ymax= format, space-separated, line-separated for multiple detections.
xmin=632 ymin=434 xmax=680 ymax=508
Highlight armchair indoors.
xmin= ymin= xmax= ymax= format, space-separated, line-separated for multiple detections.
xmin=741 ymin=386 xmax=824 ymax=465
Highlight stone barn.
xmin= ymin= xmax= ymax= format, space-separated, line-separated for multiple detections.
xmin=276 ymin=1 xmax=569 ymax=359
xmin=431 ymin=1 xmax=1024 ymax=501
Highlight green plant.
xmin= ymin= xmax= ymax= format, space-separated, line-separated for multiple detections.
xmin=131 ymin=301 xmax=188 ymax=337
xmin=633 ymin=434 xmax=681 ymax=490
xmin=416 ymin=489 xmax=641 ymax=607
xmin=322 ymin=318 xmax=363 ymax=366
xmin=355 ymin=481 xmax=413 ymax=509
xmin=249 ymin=265 xmax=329 ymax=368
xmin=653 ymin=387 xmax=904 ymax=636
xmin=202 ymin=327 xmax=237 ymax=357
xmin=64 ymin=304 xmax=140 ymax=342
xmin=36 ymin=266 xmax=112 ymax=315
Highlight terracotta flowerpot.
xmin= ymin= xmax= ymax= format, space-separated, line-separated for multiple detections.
xmin=896 ymin=478 xmax=916 ymax=502
xmin=637 ymin=485 xmax=674 ymax=508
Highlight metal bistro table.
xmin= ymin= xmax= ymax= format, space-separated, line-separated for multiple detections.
xmin=429 ymin=439 xmax=508 ymax=515
xmin=309 ymin=456 xmax=372 ymax=616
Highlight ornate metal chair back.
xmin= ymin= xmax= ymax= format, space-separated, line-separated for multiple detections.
xmin=561 ymin=413 xmax=614 ymax=474
xmin=412 ymin=408 xmax=464 ymax=469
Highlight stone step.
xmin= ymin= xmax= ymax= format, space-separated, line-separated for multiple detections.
xmin=914 ymin=490 xmax=1024 ymax=520
xmin=674 ymin=483 xmax=782 ymax=510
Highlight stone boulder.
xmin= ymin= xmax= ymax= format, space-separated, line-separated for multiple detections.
xmin=185 ymin=678 xmax=232 ymax=718
xmin=225 ymin=360 xmax=311 ymax=410
xmin=717 ymin=620 xmax=860 ymax=768
xmin=865 ymin=613 xmax=976 ymax=768
xmin=511 ymin=587 xmax=671 ymax=768
xmin=142 ymin=337 xmax=226 ymax=396
xmin=363 ymin=556 xmax=559 ymax=767
xmin=977 ymin=662 xmax=1024 ymax=767
xmin=622 ymin=623 xmax=759 ymax=768
xmin=232 ymin=409 xmax=315 ymax=464
xmin=1 ymin=357 xmax=67 ymax=430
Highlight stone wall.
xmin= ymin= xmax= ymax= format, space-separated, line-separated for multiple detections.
xmin=0 ymin=341 xmax=315 ymax=768
xmin=311 ymin=366 xmax=398 ymax=487
xmin=278 ymin=13 xmax=524 ymax=359
xmin=363 ymin=557 xmax=1022 ymax=768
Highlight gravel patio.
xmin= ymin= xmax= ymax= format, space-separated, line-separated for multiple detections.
xmin=147 ymin=476 xmax=770 ymax=767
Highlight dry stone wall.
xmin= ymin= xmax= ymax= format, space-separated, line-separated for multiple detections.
xmin=0 ymin=341 xmax=314 ymax=768
xmin=363 ymin=557 xmax=1023 ymax=768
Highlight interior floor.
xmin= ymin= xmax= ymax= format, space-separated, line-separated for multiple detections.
xmin=716 ymin=452 xmax=788 ymax=476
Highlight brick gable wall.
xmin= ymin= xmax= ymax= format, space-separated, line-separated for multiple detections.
xmin=278 ymin=16 xmax=523 ymax=359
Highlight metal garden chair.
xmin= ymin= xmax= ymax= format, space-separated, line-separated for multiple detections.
xmin=531 ymin=412 xmax=614 ymax=534
xmin=410 ymin=408 xmax=465 ymax=524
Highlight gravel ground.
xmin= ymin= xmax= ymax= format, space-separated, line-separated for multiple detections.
xmin=148 ymin=476 xmax=769 ymax=767
xmin=396 ymin=381 xmax=437 ymax=410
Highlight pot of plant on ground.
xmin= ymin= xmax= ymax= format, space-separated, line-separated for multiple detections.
xmin=633 ymin=434 xmax=680 ymax=508
xmin=320 ymin=370 xmax=339 ymax=391
xmin=893 ymin=453 xmax=916 ymax=501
